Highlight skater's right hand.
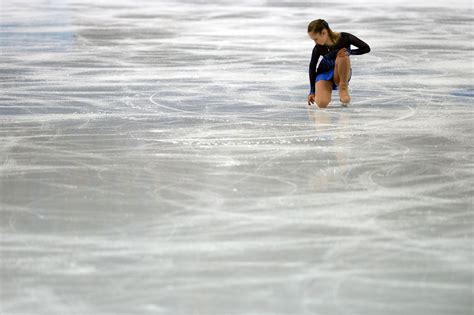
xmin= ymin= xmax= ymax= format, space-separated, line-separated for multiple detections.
xmin=307 ymin=93 xmax=315 ymax=106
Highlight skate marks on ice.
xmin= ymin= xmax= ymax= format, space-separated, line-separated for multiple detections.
xmin=1 ymin=0 xmax=473 ymax=315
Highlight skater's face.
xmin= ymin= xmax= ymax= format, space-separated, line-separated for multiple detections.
xmin=308 ymin=30 xmax=327 ymax=45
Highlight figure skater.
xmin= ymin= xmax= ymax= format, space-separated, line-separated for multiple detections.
xmin=307 ymin=19 xmax=370 ymax=107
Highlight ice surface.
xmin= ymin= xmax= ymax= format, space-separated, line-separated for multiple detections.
xmin=1 ymin=0 xmax=473 ymax=314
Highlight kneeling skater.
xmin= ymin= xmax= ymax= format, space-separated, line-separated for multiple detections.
xmin=307 ymin=19 xmax=370 ymax=107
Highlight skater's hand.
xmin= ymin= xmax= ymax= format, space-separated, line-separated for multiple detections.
xmin=337 ymin=48 xmax=350 ymax=58
xmin=307 ymin=93 xmax=315 ymax=106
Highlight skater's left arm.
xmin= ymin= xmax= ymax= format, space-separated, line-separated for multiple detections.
xmin=347 ymin=33 xmax=370 ymax=55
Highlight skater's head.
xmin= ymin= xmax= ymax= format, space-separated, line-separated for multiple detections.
xmin=307 ymin=19 xmax=338 ymax=45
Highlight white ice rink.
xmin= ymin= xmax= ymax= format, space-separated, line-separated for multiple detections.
xmin=1 ymin=0 xmax=473 ymax=314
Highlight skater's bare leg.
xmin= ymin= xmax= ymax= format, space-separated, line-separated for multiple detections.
xmin=315 ymin=80 xmax=333 ymax=108
xmin=334 ymin=48 xmax=351 ymax=105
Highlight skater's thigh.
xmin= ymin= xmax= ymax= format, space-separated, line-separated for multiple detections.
xmin=315 ymin=80 xmax=333 ymax=108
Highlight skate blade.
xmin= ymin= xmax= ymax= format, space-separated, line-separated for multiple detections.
xmin=340 ymin=101 xmax=349 ymax=107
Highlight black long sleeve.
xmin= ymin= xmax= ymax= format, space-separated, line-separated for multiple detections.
xmin=308 ymin=46 xmax=320 ymax=94
xmin=347 ymin=33 xmax=370 ymax=55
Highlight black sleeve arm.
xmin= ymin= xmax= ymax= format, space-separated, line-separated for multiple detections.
xmin=309 ymin=46 xmax=320 ymax=94
xmin=348 ymin=33 xmax=370 ymax=55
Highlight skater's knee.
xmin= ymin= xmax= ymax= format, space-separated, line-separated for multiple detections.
xmin=316 ymin=99 xmax=330 ymax=108
xmin=336 ymin=50 xmax=350 ymax=62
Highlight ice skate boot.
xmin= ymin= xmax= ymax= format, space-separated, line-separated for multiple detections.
xmin=339 ymin=83 xmax=351 ymax=107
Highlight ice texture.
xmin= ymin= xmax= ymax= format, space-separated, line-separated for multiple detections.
xmin=1 ymin=0 xmax=473 ymax=314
